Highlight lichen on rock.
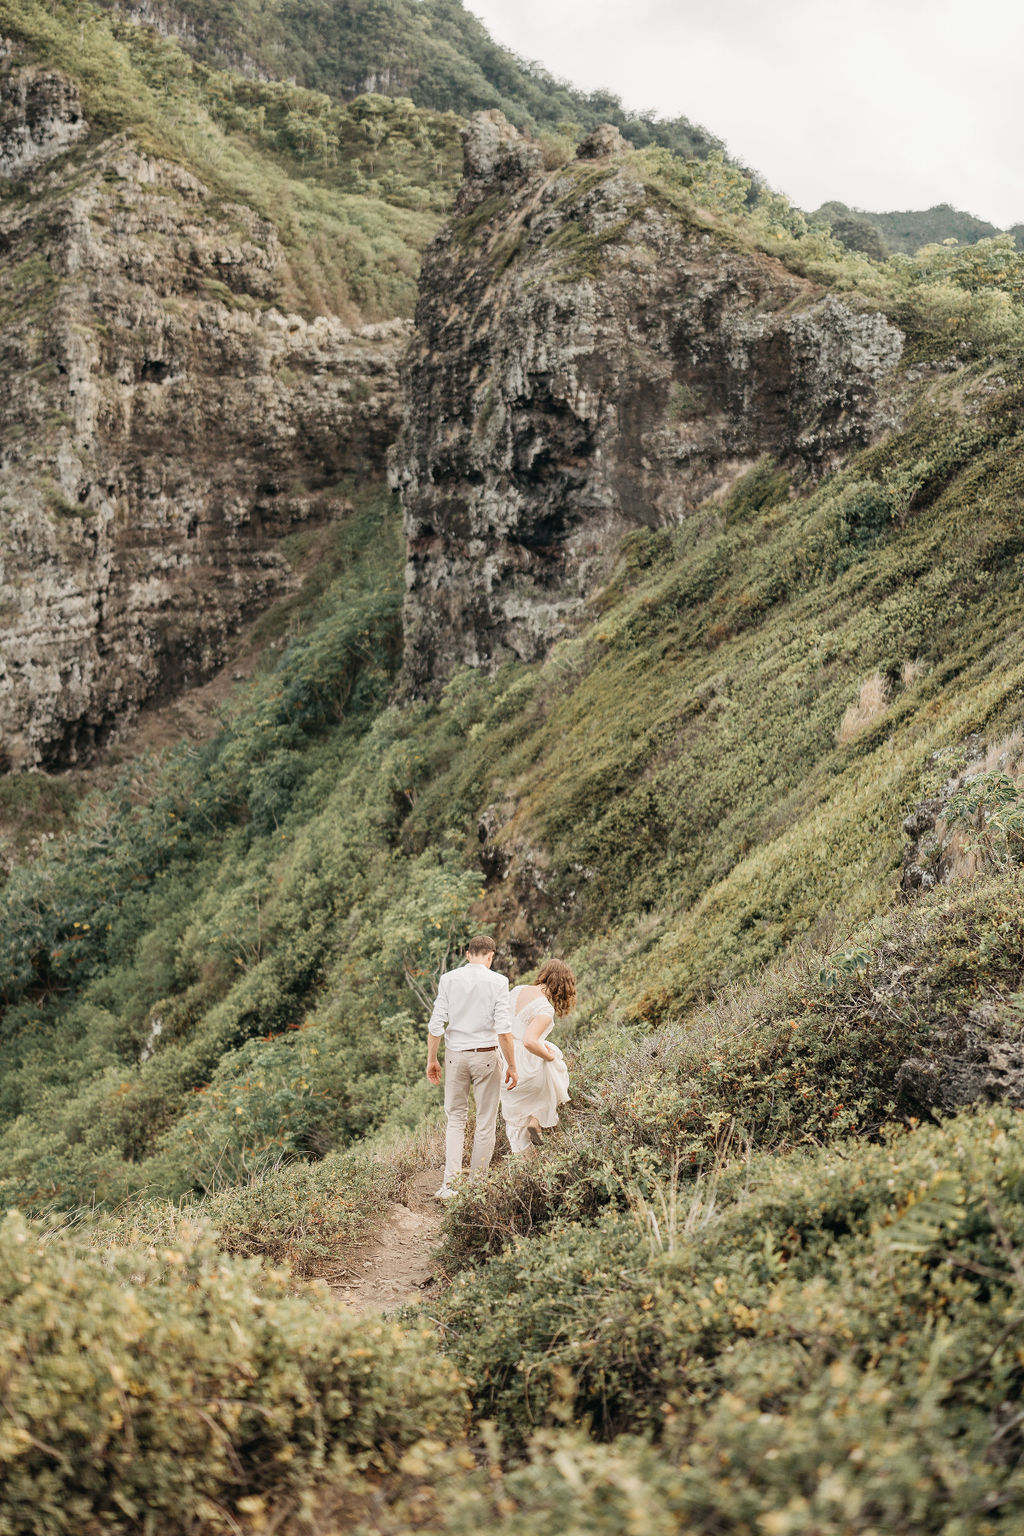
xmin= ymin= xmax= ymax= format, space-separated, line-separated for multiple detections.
xmin=575 ymin=123 xmax=628 ymax=160
xmin=460 ymin=108 xmax=543 ymax=188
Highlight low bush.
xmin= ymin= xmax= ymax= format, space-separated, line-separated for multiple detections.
xmin=0 ymin=1212 xmax=467 ymax=1534
xmin=437 ymin=1109 xmax=1024 ymax=1510
xmin=434 ymin=1120 xmax=635 ymax=1273
xmin=206 ymin=1136 xmax=431 ymax=1275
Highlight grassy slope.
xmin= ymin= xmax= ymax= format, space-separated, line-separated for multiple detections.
xmin=0 ymin=0 xmax=463 ymax=318
xmin=3 ymin=17 xmax=1024 ymax=1527
xmin=93 ymin=0 xmax=723 ymax=159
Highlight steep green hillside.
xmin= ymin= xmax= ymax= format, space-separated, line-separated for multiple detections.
xmin=94 ymin=0 xmax=722 ymax=159
xmin=4 ymin=10 xmax=1024 ymax=1532
xmin=0 ymin=0 xmax=464 ymax=316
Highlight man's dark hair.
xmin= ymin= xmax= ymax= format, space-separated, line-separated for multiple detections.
xmin=466 ymin=934 xmax=497 ymax=957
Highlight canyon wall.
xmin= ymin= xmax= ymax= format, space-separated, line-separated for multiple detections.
xmin=0 ymin=59 xmax=404 ymax=768
xmin=393 ymin=112 xmax=904 ymax=693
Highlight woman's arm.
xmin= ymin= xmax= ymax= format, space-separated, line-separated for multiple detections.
xmin=523 ymin=1013 xmax=556 ymax=1061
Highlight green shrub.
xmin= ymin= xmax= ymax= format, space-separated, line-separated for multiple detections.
xmin=723 ymin=456 xmax=790 ymax=524
xmin=833 ymin=477 xmax=897 ymax=547
xmin=205 ymin=1144 xmax=408 ymax=1274
xmin=437 ymin=1109 xmax=1024 ymax=1491
xmin=0 ymin=1212 xmax=466 ymax=1534
xmin=433 ymin=1122 xmax=631 ymax=1275
xmin=945 ymin=766 xmax=1024 ymax=869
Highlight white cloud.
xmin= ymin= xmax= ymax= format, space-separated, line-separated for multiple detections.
xmin=467 ymin=0 xmax=1023 ymax=226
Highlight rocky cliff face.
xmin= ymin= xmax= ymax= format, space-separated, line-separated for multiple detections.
xmin=393 ymin=112 xmax=904 ymax=694
xmin=0 ymin=54 xmax=87 ymax=177
xmin=0 ymin=61 xmax=404 ymax=768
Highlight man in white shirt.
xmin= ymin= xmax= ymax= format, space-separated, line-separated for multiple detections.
xmin=426 ymin=934 xmax=518 ymax=1199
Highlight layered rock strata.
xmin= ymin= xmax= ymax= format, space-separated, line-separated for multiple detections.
xmin=393 ymin=112 xmax=903 ymax=693
xmin=0 ymin=65 xmax=404 ymax=768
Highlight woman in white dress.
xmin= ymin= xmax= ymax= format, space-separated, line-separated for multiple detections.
xmin=501 ymin=959 xmax=576 ymax=1154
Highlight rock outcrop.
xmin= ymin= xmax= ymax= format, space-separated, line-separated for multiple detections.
xmin=897 ymin=997 xmax=1024 ymax=1116
xmin=0 ymin=74 xmax=404 ymax=768
xmin=0 ymin=55 xmax=87 ymax=177
xmin=393 ymin=111 xmax=903 ymax=694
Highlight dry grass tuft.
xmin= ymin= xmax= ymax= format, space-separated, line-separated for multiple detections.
xmin=836 ymin=671 xmax=891 ymax=744
xmin=966 ymin=729 xmax=1024 ymax=778
xmin=930 ymin=731 xmax=1024 ymax=882
xmin=938 ymin=827 xmax=986 ymax=883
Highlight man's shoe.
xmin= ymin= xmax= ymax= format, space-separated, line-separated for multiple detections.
xmin=434 ymin=1184 xmax=457 ymax=1200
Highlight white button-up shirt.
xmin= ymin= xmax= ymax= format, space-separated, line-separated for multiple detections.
xmin=427 ymin=963 xmax=512 ymax=1052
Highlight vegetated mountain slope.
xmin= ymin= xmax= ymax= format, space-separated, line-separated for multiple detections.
xmin=2 ymin=132 xmax=1024 ymax=1216
xmin=94 ymin=0 xmax=723 ymax=160
xmin=2 ymin=42 xmax=1024 ymax=1536
xmin=816 ymin=198 xmax=1024 ymax=258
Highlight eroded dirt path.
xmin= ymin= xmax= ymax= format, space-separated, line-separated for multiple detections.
xmin=328 ymin=1168 xmax=444 ymax=1314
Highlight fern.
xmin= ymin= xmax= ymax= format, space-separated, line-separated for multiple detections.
xmin=883 ymin=1171 xmax=966 ymax=1253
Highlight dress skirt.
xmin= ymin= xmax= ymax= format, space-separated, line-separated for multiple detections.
xmin=501 ymin=1018 xmax=570 ymax=1151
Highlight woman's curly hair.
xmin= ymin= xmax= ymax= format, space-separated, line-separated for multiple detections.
xmin=535 ymin=958 xmax=577 ymax=1017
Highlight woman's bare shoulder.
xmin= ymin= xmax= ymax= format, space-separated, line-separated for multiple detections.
xmin=513 ymin=983 xmax=546 ymax=1015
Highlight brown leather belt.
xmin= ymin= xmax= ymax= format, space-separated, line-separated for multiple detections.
xmin=457 ymin=1046 xmax=496 ymax=1053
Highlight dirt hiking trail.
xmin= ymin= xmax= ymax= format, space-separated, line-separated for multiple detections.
xmin=328 ymin=1168 xmax=443 ymax=1314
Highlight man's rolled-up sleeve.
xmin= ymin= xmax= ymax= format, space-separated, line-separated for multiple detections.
xmin=492 ymin=977 xmax=512 ymax=1033
xmin=427 ymin=975 xmax=449 ymax=1037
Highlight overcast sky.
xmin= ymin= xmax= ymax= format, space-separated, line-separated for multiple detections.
xmin=468 ymin=0 xmax=1022 ymax=227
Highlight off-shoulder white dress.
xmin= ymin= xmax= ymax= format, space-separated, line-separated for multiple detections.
xmin=500 ymin=985 xmax=570 ymax=1153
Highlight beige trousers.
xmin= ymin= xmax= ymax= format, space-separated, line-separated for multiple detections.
xmin=443 ymin=1049 xmax=502 ymax=1187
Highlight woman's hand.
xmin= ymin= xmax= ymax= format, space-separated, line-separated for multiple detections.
xmin=524 ymin=1041 xmax=557 ymax=1061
